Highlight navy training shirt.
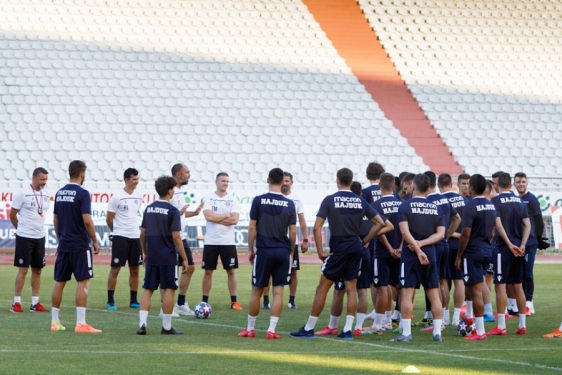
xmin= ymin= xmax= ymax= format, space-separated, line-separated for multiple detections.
xmin=141 ymin=200 xmax=181 ymax=266
xmin=317 ymin=190 xmax=378 ymax=254
xmin=491 ymin=192 xmax=529 ymax=250
xmin=519 ymin=191 xmax=541 ymax=247
xmin=427 ymin=192 xmax=458 ymax=244
xmin=443 ymin=191 xmax=468 ymax=249
xmin=462 ymin=196 xmax=496 ymax=259
xmin=54 ymin=183 xmax=91 ymax=253
xmin=372 ymin=194 xmax=403 ymax=258
xmin=362 ymin=183 xmax=381 ymax=204
xmin=397 ymin=196 xmax=445 ymax=263
xmin=250 ymin=192 xmax=296 ymax=250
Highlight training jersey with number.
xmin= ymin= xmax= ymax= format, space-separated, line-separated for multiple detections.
xmin=427 ymin=192 xmax=458 ymax=244
xmin=519 ymin=191 xmax=541 ymax=248
xmin=462 ymin=196 xmax=496 ymax=259
xmin=317 ymin=190 xmax=378 ymax=254
xmin=203 ymin=192 xmax=240 ymax=245
xmin=12 ymin=185 xmax=51 ymax=239
xmin=141 ymin=200 xmax=181 ymax=266
xmin=106 ymin=189 xmax=143 ymax=239
xmin=372 ymin=194 xmax=403 ymax=258
xmin=398 ymin=196 xmax=444 ymax=263
xmin=170 ymin=186 xmax=189 ymax=239
xmin=491 ymin=192 xmax=529 ymax=248
xmin=443 ymin=191 xmax=468 ymax=249
xmin=54 ymin=183 xmax=91 ymax=253
xmin=250 ymin=192 xmax=296 ymax=250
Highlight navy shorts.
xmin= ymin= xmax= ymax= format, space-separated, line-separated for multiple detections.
xmin=524 ymin=244 xmax=537 ymax=279
xmin=334 ymin=278 xmax=346 ymax=291
xmin=388 ymin=257 xmax=400 ymax=286
xmin=321 ymin=251 xmax=362 ymax=282
xmin=493 ymin=251 xmax=524 ymax=284
xmin=357 ymin=257 xmax=371 ymax=289
xmin=461 ymin=257 xmax=486 ymax=286
xmin=143 ymin=264 xmax=178 ymax=290
xmin=54 ymin=250 xmax=93 ymax=282
xmin=435 ymin=242 xmax=449 ymax=280
xmin=202 ymin=245 xmax=238 ymax=270
xmin=399 ymin=261 xmax=439 ymax=289
xmin=177 ymin=239 xmax=194 ymax=266
xmin=373 ymin=257 xmax=393 ymax=287
xmin=448 ymin=244 xmax=463 ymax=280
xmin=14 ymin=235 xmax=45 ymax=269
xmin=291 ymin=244 xmax=300 ymax=271
xmin=111 ymin=236 xmax=142 ymax=267
xmin=252 ymin=248 xmax=291 ymax=288
xmin=486 ymin=257 xmax=494 ymax=275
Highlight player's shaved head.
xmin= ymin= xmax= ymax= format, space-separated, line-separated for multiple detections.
xmin=469 ymin=174 xmax=487 ymax=195
xmin=337 ymin=168 xmax=353 ymax=186
xmin=268 ymin=168 xmax=284 ymax=185
xmin=413 ymin=173 xmax=430 ymax=193
xmin=438 ymin=173 xmax=452 ymax=188
xmin=424 ymin=171 xmax=437 ymax=187
xmin=379 ymin=173 xmax=395 ymax=191
xmin=498 ymin=173 xmax=512 ymax=189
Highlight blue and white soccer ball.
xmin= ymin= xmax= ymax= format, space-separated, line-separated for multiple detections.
xmin=194 ymin=302 xmax=212 ymax=319
xmin=457 ymin=319 xmax=475 ymax=337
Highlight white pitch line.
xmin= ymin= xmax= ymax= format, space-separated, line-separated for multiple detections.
xmin=0 ymin=349 xmax=380 ymax=355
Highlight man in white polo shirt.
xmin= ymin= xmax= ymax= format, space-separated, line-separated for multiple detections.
xmin=9 ymin=167 xmax=51 ymax=313
xmin=201 ymin=172 xmax=242 ymax=309
xmin=106 ymin=168 xmax=144 ymax=310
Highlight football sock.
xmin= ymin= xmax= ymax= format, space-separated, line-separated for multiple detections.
xmin=14 ymin=296 xmax=21 ymax=303
xmin=453 ymin=308 xmax=461 ymax=322
xmin=525 ymin=278 xmax=534 ymax=301
xmin=484 ymin=303 xmax=493 ymax=316
xmin=328 ymin=315 xmax=339 ymax=329
xmin=263 ymin=296 xmax=270 ymax=305
xmin=443 ymin=308 xmax=449 ymax=323
xmin=384 ymin=311 xmax=392 ymax=324
xmin=107 ymin=290 xmax=115 ymax=305
xmin=162 ymin=314 xmax=172 ymax=330
xmin=76 ymin=307 xmax=86 ymax=324
xmin=247 ymin=315 xmax=257 ymax=331
xmin=497 ymin=314 xmax=506 ymax=330
xmin=289 ymin=295 xmax=295 ymax=304
xmin=139 ymin=310 xmax=148 ymax=327
xmin=355 ymin=313 xmax=366 ymax=330
xmin=52 ymin=307 xmax=60 ymax=322
xmin=402 ymin=319 xmax=411 ymax=336
xmin=177 ymin=294 xmax=186 ymax=306
xmin=465 ymin=301 xmax=473 ymax=319
xmin=230 ymin=295 xmax=237 ymax=303
xmin=475 ymin=317 xmax=485 ymax=336
xmin=268 ymin=317 xmax=279 ymax=332
xmin=130 ymin=290 xmax=138 ymax=304
xmin=425 ymin=295 xmax=431 ymax=314
xmin=391 ymin=309 xmax=400 ymax=320
xmin=304 ymin=316 xmax=318 ymax=331
xmin=32 ymin=296 xmax=39 ymax=305
xmin=343 ymin=315 xmax=354 ymax=332
xmin=423 ymin=310 xmax=431 ymax=319
xmin=374 ymin=313 xmax=384 ymax=330
xmin=433 ymin=319 xmax=442 ymax=336
xmin=202 ymin=295 xmax=209 ymax=303
xmin=518 ymin=314 xmax=526 ymax=329
xmin=559 ymin=322 xmax=562 ymax=331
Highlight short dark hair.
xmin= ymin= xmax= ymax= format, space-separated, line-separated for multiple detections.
xmin=155 ymin=175 xmax=176 ymax=198
xmin=394 ymin=176 xmax=401 ymax=189
xmin=485 ymin=179 xmax=494 ymax=194
xmin=379 ymin=172 xmax=395 ymax=191
xmin=457 ymin=173 xmax=470 ymax=183
xmin=268 ymin=168 xmax=284 ymax=185
xmin=171 ymin=163 xmax=184 ymax=177
xmin=424 ymin=170 xmax=437 ymax=187
xmin=283 ymin=171 xmax=293 ymax=181
xmin=366 ymin=162 xmax=385 ymax=181
xmin=68 ymin=160 xmax=87 ymax=179
xmin=438 ymin=173 xmax=452 ymax=188
xmin=413 ymin=173 xmax=430 ymax=193
xmin=469 ymin=174 xmax=487 ymax=195
xmin=491 ymin=171 xmax=504 ymax=179
xmin=498 ymin=173 xmax=512 ymax=189
xmin=32 ymin=167 xmax=48 ymax=177
xmin=216 ymin=172 xmax=229 ymax=180
xmin=124 ymin=168 xmax=138 ymax=180
xmin=514 ymin=172 xmax=527 ymax=180
xmin=337 ymin=168 xmax=353 ymax=186
xmin=350 ymin=181 xmax=362 ymax=196
xmin=398 ymin=171 xmax=409 ymax=180
xmin=401 ymin=172 xmax=415 ymax=185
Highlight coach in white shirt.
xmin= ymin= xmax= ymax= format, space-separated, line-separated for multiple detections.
xmin=106 ymin=168 xmax=144 ymax=310
xmin=10 ymin=167 xmax=51 ymax=313
xmin=201 ymin=172 xmax=242 ymax=310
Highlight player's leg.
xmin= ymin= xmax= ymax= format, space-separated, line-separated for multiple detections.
xmin=290 ymin=274 xmax=333 ymax=337
xmin=316 ymin=284 xmax=344 ymax=335
xmin=202 ymin=269 xmax=214 ymax=301
xmin=370 ymin=257 xmax=389 ymax=332
xmin=12 ymin=235 xmax=33 ymax=313
xmin=107 ymin=266 xmax=121 ymax=309
xmin=219 ymin=245 xmax=241 ymax=309
xmin=201 ymin=245 xmax=218 ymax=303
xmin=13 ymin=267 xmax=28 ymax=313
xmin=469 ymin=282 xmax=485 ymax=336
xmin=176 ymin=240 xmax=195 ymax=315
xmin=138 ymin=264 xmax=157 ymax=334
xmin=510 ymin=256 xmax=527 ymax=334
xmin=107 ymin=236 xmax=130 ymax=309
xmin=392 ymin=287 xmax=414 ymax=341
xmin=29 ymin=237 xmax=47 ymax=311
xmin=506 ymin=284 xmax=518 ymax=315
xmin=288 ymin=244 xmax=299 ymax=309
xmin=524 ymin=244 xmax=537 ymax=314
xmin=128 ymin=238 xmax=143 ymax=308
xmin=439 ymin=243 xmax=450 ymax=324
xmin=268 ymin=254 xmax=287 ymax=339
xmin=240 ymin=249 xmax=269 ymax=338
xmin=74 ymin=250 xmax=101 ymax=333
xmin=543 ymin=321 xmax=562 ymax=339
xmin=161 ymin=265 xmax=183 ymax=334
xmin=262 ymin=280 xmax=271 ymax=309
xmin=51 ymin=252 xmax=71 ymax=331
xmin=427 ymin=288 xmax=443 ymax=340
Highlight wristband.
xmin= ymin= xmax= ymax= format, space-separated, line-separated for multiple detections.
xmin=302 ymin=239 xmax=308 ymax=242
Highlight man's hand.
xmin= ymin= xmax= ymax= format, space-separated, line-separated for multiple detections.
xmin=538 ymin=238 xmax=550 ymax=250
xmin=509 ymin=244 xmax=521 ymax=257
xmin=301 ymin=241 xmax=309 ymax=253
xmin=317 ymin=249 xmax=328 ymax=261
xmin=454 ymin=257 xmax=461 ymax=270
xmin=417 ymin=251 xmax=429 ymax=265
xmin=194 ymin=202 xmax=204 ymax=215
xmin=249 ymin=250 xmax=255 ymax=265
xmin=181 ymin=260 xmax=188 ymax=274
xmin=180 ymin=204 xmax=190 ymax=215
xmin=391 ymin=248 xmax=401 ymax=259
xmin=92 ymin=243 xmax=100 ymax=255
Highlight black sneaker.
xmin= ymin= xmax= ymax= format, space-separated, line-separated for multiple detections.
xmin=337 ymin=330 xmax=353 ymax=340
xmin=161 ymin=326 xmax=184 ymax=335
xmin=137 ymin=324 xmax=147 ymax=335
xmin=262 ymin=303 xmax=271 ymax=310
xmin=507 ymin=309 xmax=518 ymax=316
xmin=290 ymin=326 xmax=315 ymax=338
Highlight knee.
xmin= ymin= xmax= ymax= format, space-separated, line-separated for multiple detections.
xmin=129 ymin=267 xmax=139 ymax=277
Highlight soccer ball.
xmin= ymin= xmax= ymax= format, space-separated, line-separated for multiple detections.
xmin=457 ymin=319 xmax=475 ymax=337
xmin=194 ymin=302 xmax=212 ymax=319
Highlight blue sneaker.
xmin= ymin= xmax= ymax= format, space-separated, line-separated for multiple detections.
xmin=390 ymin=334 xmax=412 ymax=342
xmin=337 ymin=330 xmax=353 ymax=340
xmin=433 ymin=334 xmax=442 ymax=342
xmin=106 ymin=304 xmax=117 ymax=311
xmin=483 ymin=314 xmax=495 ymax=323
xmin=290 ymin=327 xmax=315 ymax=338
xmin=130 ymin=302 xmax=140 ymax=309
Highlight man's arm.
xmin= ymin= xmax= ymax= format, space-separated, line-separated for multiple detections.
xmin=417 ymin=226 xmax=445 ymax=248
xmin=455 ymin=227 xmax=471 ymax=270
xmin=140 ymin=227 xmax=147 ymax=265
xmin=82 ymin=213 xmax=100 ymax=254
xmin=313 ymin=217 xmax=327 ymax=260
xmin=53 ymin=214 xmax=59 ymax=240
xmin=247 ymin=219 xmax=257 ymax=264
xmin=520 ymin=217 xmax=531 ymax=255
xmin=106 ymin=211 xmax=115 ymax=232
xmin=399 ymin=221 xmax=429 ymax=265
xmin=298 ymin=213 xmax=309 ymax=253
xmin=363 ymin=214 xmax=386 ymax=245
xmin=495 ymin=217 xmax=520 ymax=256
xmin=377 ymin=234 xmax=398 ymax=258
xmin=173 ymin=231 xmax=188 ymax=273
xmin=289 ymin=224 xmax=296 ymax=252
xmin=185 ymin=202 xmax=204 ymax=218
xmin=447 ymin=214 xmax=461 ymax=240
xmin=203 ymin=209 xmax=230 ymax=223
xmin=9 ymin=207 xmax=19 ymax=229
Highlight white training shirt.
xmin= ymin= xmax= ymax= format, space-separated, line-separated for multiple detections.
xmin=11 ymin=185 xmax=51 ymax=239
xmin=202 ymin=192 xmax=240 ymax=245
xmin=171 ymin=186 xmax=189 ymax=239
xmin=285 ymin=191 xmax=305 ymax=217
xmin=106 ymin=188 xmax=143 ymax=239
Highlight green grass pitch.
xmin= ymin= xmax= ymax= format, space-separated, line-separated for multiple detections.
xmin=1 ymin=263 xmax=561 ymax=374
